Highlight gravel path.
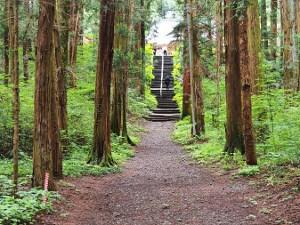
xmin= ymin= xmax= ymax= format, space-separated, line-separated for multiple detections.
xmin=38 ymin=122 xmax=265 ymax=225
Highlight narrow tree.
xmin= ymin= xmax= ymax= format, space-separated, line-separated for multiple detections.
xmin=190 ymin=0 xmax=205 ymax=135
xmin=8 ymin=0 xmax=20 ymax=191
xmin=247 ymin=0 xmax=262 ymax=92
xmin=22 ymin=0 xmax=32 ymax=82
xmin=111 ymin=1 xmax=134 ymax=145
xmin=186 ymin=1 xmax=196 ymax=135
xmin=68 ymin=0 xmax=82 ymax=87
xmin=56 ymin=0 xmax=69 ymax=150
xmin=182 ymin=0 xmax=191 ymax=119
xmin=270 ymin=0 xmax=278 ymax=60
xmin=139 ymin=0 xmax=146 ymax=96
xmin=3 ymin=0 xmax=9 ymax=85
xmin=282 ymin=0 xmax=298 ymax=90
xmin=224 ymin=0 xmax=244 ymax=154
xmin=214 ymin=0 xmax=223 ymax=126
xmin=296 ymin=0 xmax=300 ymax=90
xmin=239 ymin=1 xmax=257 ymax=165
xmin=33 ymin=0 xmax=61 ymax=190
xmin=261 ymin=0 xmax=269 ymax=56
xmin=89 ymin=0 xmax=115 ymax=165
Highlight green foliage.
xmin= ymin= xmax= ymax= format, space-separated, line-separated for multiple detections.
xmin=172 ymin=47 xmax=184 ymax=112
xmin=0 ymin=41 xmax=152 ymax=223
xmin=0 ymin=175 xmax=58 ymax=225
xmin=173 ymin=46 xmax=300 ymax=181
xmin=238 ymin=166 xmax=260 ymax=177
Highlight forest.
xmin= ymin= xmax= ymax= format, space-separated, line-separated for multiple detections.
xmin=0 ymin=0 xmax=299 ymax=224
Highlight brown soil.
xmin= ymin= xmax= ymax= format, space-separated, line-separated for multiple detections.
xmin=37 ymin=122 xmax=299 ymax=225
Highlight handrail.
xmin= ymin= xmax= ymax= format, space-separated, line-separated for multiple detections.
xmin=160 ymin=55 xmax=164 ymax=97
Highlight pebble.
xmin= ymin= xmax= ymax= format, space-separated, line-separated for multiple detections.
xmin=161 ymin=203 xmax=170 ymax=209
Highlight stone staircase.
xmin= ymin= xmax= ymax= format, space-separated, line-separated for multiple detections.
xmin=146 ymin=56 xmax=181 ymax=122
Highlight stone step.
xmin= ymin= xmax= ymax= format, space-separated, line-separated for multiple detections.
xmin=152 ymin=108 xmax=180 ymax=114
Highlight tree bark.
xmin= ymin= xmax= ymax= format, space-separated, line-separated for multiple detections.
xmin=182 ymin=2 xmax=191 ymax=119
xmin=56 ymin=0 xmax=69 ymax=151
xmin=22 ymin=0 xmax=31 ymax=82
xmin=3 ymin=0 xmax=9 ymax=85
xmin=282 ymin=0 xmax=298 ymax=90
xmin=224 ymin=0 xmax=244 ymax=154
xmin=214 ymin=0 xmax=223 ymax=126
xmin=191 ymin=0 xmax=205 ymax=135
xmin=296 ymin=0 xmax=300 ymax=91
xmin=239 ymin=2 xmax=257 ymax=165
xmin=270 ymin=0 xmax=278 ymax=60
xmin=8 ymin=0 xmax=20 ymax=192
xmin=247 ymin=0 xmax=262 ymax=93
xmin=111 ymin=8 xmax=122 ymax=136
xmin=89 ymin=0 xmax=115 ymax=166
xmin=33 ymin=0 xmax=61 ymax=190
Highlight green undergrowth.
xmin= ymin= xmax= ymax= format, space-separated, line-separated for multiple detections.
xmin=0 ymin=43 xmax=155 ymax=224
xmin=172 ymin=49 xmax=300 ymax=184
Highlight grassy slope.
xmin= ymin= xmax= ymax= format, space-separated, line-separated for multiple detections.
xmin=172 ymin=49 xmax=300 ymax=184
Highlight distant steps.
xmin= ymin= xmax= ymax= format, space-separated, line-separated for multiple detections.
xmin=145 ymin=56 xmax=181 ymax=122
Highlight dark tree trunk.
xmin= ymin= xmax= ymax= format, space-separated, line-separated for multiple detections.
xmin=182 ymin=69 xmax=191 ymax=119
xmin=224 ymin=0 xmax=244 ymax=154
xmin=182 ymin=5 xmax=191 ymax=119
xmin=9 ymin=0 xmax=20 ymax=192
xmin=33 ymin=0 xmax=61 ymax=190
xmin=239 ymin=2 xmax=257 ymax=165
xmin=57 ymin=0 xmax=69 ymax=151
xmin=89 ymin=0 xmax=115 ymax=166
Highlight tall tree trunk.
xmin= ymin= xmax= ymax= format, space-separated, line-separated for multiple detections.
xmin=182 ymin=1 xmax=191 ymax=119
xmin=68 ymin=0 xmax=81 ymax=88
xmin=190 ymin=0 xmax=205 ymax=135
xmin=296 ymin=0 xmax=300 ymax=91
xmin=23 ymin=0 xmax=31 ymax=82
xmin=214 ymin=0 xmax=223 ymax=127
xmin=191 ymin=0 xmax=205 ymax=136
xmin=140 ymin=0 xmax=146 ymax=96
xmin=270 ymin=0 xmax=278 ymax=60
xmin=224 ymin=0 xmax=244 ymax=154
xmin=239 ymin=2 xmax=257 ymax=165
xmin=186 ymin=0 xmax=197 ymax=135
xmin=261 ymin=0 xmax=269 ymax=57
xmin=247 ymin=0 xmax=262 ymax=93
xmin=282 ymin=0 xmax=298 ymax=90
xmin=111 ymin=8 xmax=122 ymax=136
xmin=33 ymin=0 xmax=61 ymax=190
xmin=89 ymin=0 xmax=115 ymax=166
xmin=111 ymin=1 xmax=134 ymax=144
xmin=3 ymin=0 xmax=9 ymax=85
xmin=57 ymin=0 xmax=69 ymax=151
xmin=9 ymin=0 xmax=20 ymax=192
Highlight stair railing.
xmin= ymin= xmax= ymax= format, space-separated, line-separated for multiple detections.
xmin=160 ymin=55 xmax=164 ymax=97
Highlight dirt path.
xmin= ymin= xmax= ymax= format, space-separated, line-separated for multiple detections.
xmin=38 ymin=122 xmax=267 ymax=225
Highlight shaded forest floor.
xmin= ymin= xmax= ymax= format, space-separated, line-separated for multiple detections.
xmin=37 ymin=122 xmax=299 ymax=225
